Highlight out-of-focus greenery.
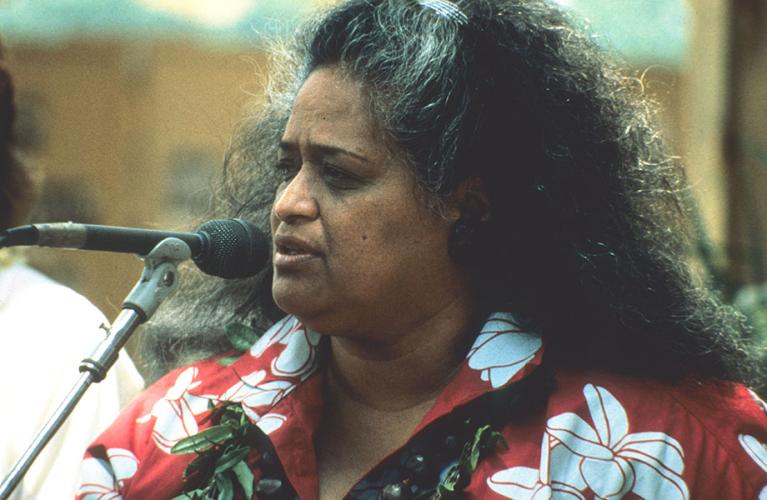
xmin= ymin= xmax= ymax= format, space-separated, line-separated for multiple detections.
xmin=0 ymin=0 xmax=317 ymax=46
xmin=0 ymin=0 xmax=689 ymax=65
xmin=734 ymin=285 xmax=767 ymax=345
xmin=553 ymin=0 xmax=689 ymax=65
xmin=697 ymin=237 xmax=767 ymax=347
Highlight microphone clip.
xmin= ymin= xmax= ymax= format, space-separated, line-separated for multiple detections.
xmin=123 ymin=236 xmax=191 ymax=319
xmin=81 ymin=237 xmax=191 ymax=382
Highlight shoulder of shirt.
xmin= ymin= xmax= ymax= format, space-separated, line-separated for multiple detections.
xmin=0 ymin=263 xmax=105 ymax=320
xmin=123 ymin=323 xmax=294 ymax=434
xmin=133 ymin=350 xmax=252 ymax=404
xmin=548 ymin=367 xmax=767 ymax=489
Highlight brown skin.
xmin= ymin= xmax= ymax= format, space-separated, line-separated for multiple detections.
xmin=270 ymin=66 xmax=478 ymax=498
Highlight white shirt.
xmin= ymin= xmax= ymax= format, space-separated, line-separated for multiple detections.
xmin=0 ymin=262 xmax=144 ymax=499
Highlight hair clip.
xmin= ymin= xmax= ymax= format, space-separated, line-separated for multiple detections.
xmin=417 ymin=0 xmax=469 ymax=26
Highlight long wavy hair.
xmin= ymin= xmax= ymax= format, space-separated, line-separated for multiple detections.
xmin=138 ymin=0 xmax=764 ymax=393
xmin=0 ymin=50 xmax=34 ymax=231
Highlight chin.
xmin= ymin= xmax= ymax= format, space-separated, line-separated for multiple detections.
xmin=273 ymin=283 xmax=322 ymax=321
xmin=271 ymin=280 xmax=371 ymax=337
xmin=272 ymin=291 xmax=342 ymax=336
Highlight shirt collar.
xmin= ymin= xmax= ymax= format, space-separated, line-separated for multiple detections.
xmin=212 ymin=312 xmax=544 ymax=499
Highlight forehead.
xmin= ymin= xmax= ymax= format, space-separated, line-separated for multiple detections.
xmin=294 ymin=66 xmax=368 ymax=115
xmin=284 ymin=66 xmax=375 ymax=141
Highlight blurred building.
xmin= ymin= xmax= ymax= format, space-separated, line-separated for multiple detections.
xmin=8 ymin=39 xmax=266 ymax=317
xmin=0 ymin=0 xmax=322 ymax=318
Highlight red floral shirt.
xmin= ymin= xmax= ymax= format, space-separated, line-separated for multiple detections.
xmin=77 ymin=313 xmax=767 ymax=499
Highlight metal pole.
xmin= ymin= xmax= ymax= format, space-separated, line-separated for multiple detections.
xmin=0 ymin=237 xmax=190 ymax=499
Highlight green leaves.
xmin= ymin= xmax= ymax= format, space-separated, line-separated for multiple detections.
xmin=170 ymin=425 xmax=235 ymax=455
xmin=232 ymin=461 xmax=255 ymax=498
xmin=217 ymin=323 xmax=262 ymax=367
xmin=216 ymin=323 xmax=261 ymax=366
xmin=217 ymin=355 xmax=239 ymax=367
xmin=226 ymin=323 xmax=261 ymax=353
xmin=428 ymin=424 xmax=507 ymax=500
xmin=468 ymin=425 xmax=507 ymax=470
xmin=171 ymin=402 xmax=258 ymax=499
xmin=214 ymin=447 xmax=250 ymax=474
xmin=215 ymin=474 xmax=234 ymax=500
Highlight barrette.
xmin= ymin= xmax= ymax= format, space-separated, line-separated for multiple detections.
xmin=417 ymin=0 xmax=469 ymax=25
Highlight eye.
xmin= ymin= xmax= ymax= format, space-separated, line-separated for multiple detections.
xmin=321 ymin=162 xmax=363 ymax=190
xmin=274 ymin=159 xmax=299 ymax=183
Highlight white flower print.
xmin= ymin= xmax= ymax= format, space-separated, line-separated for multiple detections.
xmin=739 ymin=434 xmax=767 ymax=500
xmin=77 ymin=448 xmax=138 ymax=499
xmin=749 ymin=388 xmax=767 ymax=416
xmin=249 ymin=315 xmax=322 ymax=380
xmin=219 ymin=369 xmax=268 ymax=402
xmin=257 ymin=413 xmax=288 ymax=435
xmin=549 ymin=384 xmax=688 ymax=499
xmin=135 ymin=367 xmax=211 ymax=453
xmin=489 ymin=384 xmax=689 ymax=499
xmin=272 ymin=327 xmax=322 ymax=379
xmin=489 ymin=466 xmax=552 ymax=499
xmin=740 ymin=434 xmax=767 ymax=472
xmin=467 ymin=312 xmax=542 ymax=388
xmin=219 ymin=369 xmax=296 ymax=422
xmin=489 ymin=469 xmax=585 ymax=499
xmin=250 ymin=315 xmax=300 ymax=357
xmin=489 ymin=433 xmax=586 ymax=499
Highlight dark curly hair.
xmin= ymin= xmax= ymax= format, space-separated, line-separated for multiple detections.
xmin=139 ymin=0 xmax=764 ymax=393
xmin=0 ymin=50 xmax=34 ymax=230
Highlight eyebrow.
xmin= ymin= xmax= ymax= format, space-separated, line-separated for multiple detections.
xmin=278 ymin=141 xmax=371 ymax=163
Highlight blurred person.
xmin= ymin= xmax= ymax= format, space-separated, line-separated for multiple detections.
xmin=0 ymin=48 xmax=144 ymax=498
xmin=79 ymin=1 xmax=767 ymax=498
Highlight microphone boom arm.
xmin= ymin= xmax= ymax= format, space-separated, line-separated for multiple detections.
xmin=0 ymin=237 xmax=191 ymax=499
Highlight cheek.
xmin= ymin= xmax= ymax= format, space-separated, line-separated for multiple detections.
xmin=270 ymin=212 xmax=281 ymax=238
xmin=269 ymin=198 xmax=278 ymax=231
xmin=329 ymin=206 xmax=448 ymax=272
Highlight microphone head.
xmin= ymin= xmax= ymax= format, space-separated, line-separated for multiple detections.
xmin=193 ymin=219 xmax=270 ymax=279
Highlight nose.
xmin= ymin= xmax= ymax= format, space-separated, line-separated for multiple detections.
xmin=272 ymin=168 xmax=319 ymax=224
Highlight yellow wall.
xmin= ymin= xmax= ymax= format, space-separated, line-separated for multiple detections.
xmin=677 ymin=0 xmax=730 ymax=255
xmin=6 ymin=40 xmax=267 ymax=318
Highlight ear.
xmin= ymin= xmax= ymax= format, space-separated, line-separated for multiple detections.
xmin=447 ymin=176 xmax=492 ymax=223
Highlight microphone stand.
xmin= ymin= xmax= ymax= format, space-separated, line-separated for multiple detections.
xmin=0 ymin=237 xmax=191 ymax=499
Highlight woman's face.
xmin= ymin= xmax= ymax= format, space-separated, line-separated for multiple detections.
xmin=270 ymin=66 xmax=468 ymax=339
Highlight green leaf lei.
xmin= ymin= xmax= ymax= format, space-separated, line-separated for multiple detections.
xmin=170 ymin=323 xmax=261 ymax=499
xmin=425 ymin=424 xmax=508 ymax=499
xmin=170 ymin=322 xmax=508 ymax=499
xmin=171 ymin=401 xmax=258 ymax=499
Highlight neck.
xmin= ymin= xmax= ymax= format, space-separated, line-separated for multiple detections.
xmin=325 ymin=295 xmax=476 ymax=412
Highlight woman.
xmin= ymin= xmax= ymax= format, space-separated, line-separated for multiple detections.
xmin=78 ymin=0 xmax=767 ymax=498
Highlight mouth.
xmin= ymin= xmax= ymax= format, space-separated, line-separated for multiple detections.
xmin=273 ymin=235 xmax=321 ymax=267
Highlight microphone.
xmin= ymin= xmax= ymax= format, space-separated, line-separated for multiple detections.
xmin=0 ymin=218 xmax=270 ymax=279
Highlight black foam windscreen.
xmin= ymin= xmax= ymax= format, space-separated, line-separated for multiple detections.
xmin=194 ymin=219 xmax=270 ymax=279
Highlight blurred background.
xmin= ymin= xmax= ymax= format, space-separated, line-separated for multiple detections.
xmin=1 ymin=0 xmax=765 ymax=364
